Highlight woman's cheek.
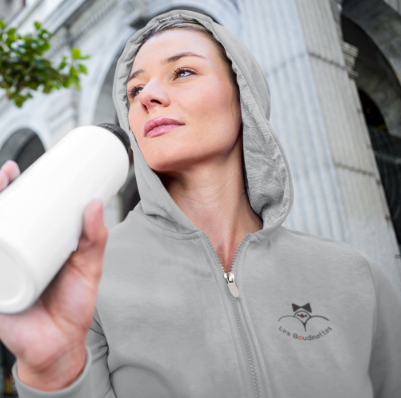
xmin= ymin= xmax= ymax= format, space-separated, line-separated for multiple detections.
xmin=128 ymin=108 xmax=142 ymax=140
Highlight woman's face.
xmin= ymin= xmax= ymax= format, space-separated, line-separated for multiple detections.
xmin=127 ymin=29 xmax=242 ymax=174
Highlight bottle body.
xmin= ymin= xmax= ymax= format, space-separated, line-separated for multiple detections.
xmin=0 ymin=125 xmax=130 ymax=314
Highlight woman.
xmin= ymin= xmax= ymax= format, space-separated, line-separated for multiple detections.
xmin=0 ymin=9 xmax=400 ymax=398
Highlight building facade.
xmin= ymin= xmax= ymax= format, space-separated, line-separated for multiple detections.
xmin=0 ymin=0 xmax=401 ymax=395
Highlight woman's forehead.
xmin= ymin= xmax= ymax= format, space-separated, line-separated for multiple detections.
xmin=131 ymin=30 xmax=217 ymax=70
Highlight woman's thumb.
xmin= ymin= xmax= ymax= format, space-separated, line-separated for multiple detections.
xmin=68 ymin=198 xmax=108 ymax=279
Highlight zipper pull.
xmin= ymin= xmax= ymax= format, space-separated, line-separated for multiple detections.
xmin=224 ymin=272 xmax=239 ymax=297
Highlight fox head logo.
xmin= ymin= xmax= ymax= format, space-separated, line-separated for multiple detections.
xmin=278 ymin=303 xmax=329 ymax=331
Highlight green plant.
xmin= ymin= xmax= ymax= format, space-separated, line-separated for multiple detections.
xmin=0 ymin=20 xmax=90 ymax=107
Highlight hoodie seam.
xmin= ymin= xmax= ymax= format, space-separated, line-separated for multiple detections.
xmin=199 ymin=235 xmax=249 ymax=397
xmin=281 ymin=225 xmax=347 ymax=245
xmin=133 ymin=207 xmax=201 ymax=240
xmin=235 ymin=241 xmax=270 ymax=397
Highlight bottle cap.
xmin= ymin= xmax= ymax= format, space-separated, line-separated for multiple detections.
xmin=97 ymin=123 xmax=133 ymax=165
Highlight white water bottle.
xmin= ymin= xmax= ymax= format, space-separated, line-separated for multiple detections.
xmin=0 ymin=124 xmax=133 ymax=314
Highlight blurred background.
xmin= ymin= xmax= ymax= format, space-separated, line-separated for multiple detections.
xmin=0 ymin=0 xmax=401 ymax=395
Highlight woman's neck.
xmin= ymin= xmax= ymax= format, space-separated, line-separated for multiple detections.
xmin=158 ymin=143 xmax=263 ymax=273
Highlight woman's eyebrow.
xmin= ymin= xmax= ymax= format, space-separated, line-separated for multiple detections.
xmin=161 ymin=51 xmax=206 ymax=64
xmin=128 ymin=52 xmax=206 ymax=83
xmin=128 ymin=69 xmax=145 ymax=82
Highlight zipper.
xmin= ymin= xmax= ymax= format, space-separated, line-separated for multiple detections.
xmin=223 ymin=271 xmax=239 ymax=297
xmin=203 ymin=232 xmax=262 ymax=398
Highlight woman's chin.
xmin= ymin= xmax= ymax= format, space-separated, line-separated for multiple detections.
xmin=148 ymin=158 xmax=192 ymax=174
xmin=142 ymin=145 xmax=199 ymax=173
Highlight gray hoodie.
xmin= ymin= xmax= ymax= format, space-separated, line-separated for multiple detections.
xmin=13 ymin=9 xmax=401 ymax=398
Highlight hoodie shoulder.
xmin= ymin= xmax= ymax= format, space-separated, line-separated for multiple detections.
xmin=278 ymin=225 xmax=369 ymax=259
xmin=104 ymin=205 xmax=146 ymax=249
xmin=277 ymin=225 xmax=401 ymax=293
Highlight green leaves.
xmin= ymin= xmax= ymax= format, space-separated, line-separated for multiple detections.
xmin=58 ymin=55 xmax=67 ymax=70
xmin=71 ymin=47 xmax=80 ymax=60
xmin=71 ymin=47 xmax=90 ymax=60
xmin=78 ymin=63 xmax=87 ymax=74
xmin=0 ymin=19 xmax=90 ymax=107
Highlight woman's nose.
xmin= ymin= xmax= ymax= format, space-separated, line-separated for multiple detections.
xmin=139 ymin=80 xmax=170 ymax=112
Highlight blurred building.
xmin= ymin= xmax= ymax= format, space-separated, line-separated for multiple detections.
xmin=0 ymin=0 xmax=401 ymax=394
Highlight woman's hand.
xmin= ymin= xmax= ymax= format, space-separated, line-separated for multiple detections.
xmin=0 ymin=160 xmax=108 ymax=391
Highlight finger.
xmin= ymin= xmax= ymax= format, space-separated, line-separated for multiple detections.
xmin=1 ymin=160 xmax=20 ymax=182
xmin=0 ymin=170 xmax=9 ymax=192
xmin=67 ymin=199 xmax=108 ymax=281
xmin=82 ymin=199 xmax=107 ymax=244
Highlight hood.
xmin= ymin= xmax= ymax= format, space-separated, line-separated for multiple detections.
xmin=112 ymin=9 xmax=294 ymax=236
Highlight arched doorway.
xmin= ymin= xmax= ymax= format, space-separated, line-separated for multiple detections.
xmin=358 ymin=91 xmax=401 ymax=252
xmin=0 ymin=128 xmax=45 ymax=172
xmin=341 ymin=4 xmax=401 ymax=254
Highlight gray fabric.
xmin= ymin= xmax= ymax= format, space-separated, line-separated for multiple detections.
xmin=14 ymin=9 xmax=401 ymax=398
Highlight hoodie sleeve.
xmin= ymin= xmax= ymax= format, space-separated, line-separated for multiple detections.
xmin=12 ymin=310 xmax=116 ymax=398
xmin=366 ymin=256 xmax=401 ymax=398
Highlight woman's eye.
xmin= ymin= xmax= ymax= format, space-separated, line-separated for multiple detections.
xmin=175 ymin=69 xmax=193 ymax=78
xmin=130 ymin=87 xmax=142 ymax=98
xmin=129 ymin=69 xmax=193 ymax=98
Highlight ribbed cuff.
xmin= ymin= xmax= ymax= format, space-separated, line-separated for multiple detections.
xmin=12 ymin=347 xmax=92 ymax=398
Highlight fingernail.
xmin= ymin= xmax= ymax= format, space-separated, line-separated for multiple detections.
xmin=99 ymin=206 xmax=104 ymax=221
xmin=96 ymin=200 xmax=103 ymax=221
xmin=0 ymin=172 xmax=8 ymax=191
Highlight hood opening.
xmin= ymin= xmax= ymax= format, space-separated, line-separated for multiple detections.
xmin=112 ymin=9 xmax=294 ymax=235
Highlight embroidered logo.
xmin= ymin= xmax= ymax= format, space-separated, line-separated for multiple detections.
xmin=278 ymin=303 xmax=332 ymax=341
xmin=279 ymin=303 xmax=329 ymax=331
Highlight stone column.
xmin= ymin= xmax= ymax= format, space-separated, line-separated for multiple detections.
xmin=238 ymin=0 xmax=401 ymax=295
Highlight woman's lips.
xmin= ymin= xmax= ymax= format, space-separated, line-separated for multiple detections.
xmin=144 ymin=117 xmax=183 ymax=138
xmin=146 ymin=124 xmax=182 ymax=138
